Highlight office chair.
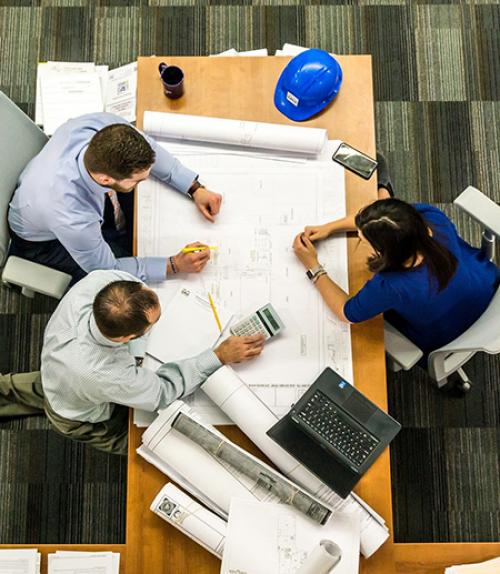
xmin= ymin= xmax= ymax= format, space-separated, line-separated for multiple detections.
xmin=0 ymin=91 xmax=71 ymax=298
xmin=384 ymin=186 xmax=500 ymax=392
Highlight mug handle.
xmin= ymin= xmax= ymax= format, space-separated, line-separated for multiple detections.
xmin=159 ymin=62 xmax=168 ymax=74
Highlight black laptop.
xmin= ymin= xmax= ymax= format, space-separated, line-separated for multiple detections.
xmin=267 ymin=367 xmax=401 ymax=498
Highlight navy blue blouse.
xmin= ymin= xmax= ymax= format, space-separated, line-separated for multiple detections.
xmin=344 ymin=204 xmax=499 ymax=353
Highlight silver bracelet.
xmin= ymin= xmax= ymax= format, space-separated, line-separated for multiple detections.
xmin=312 ymin=270 xmax=327 ymax=284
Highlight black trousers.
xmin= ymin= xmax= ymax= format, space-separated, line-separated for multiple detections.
xmin=8 ymin=191 xmax=135 ymax=286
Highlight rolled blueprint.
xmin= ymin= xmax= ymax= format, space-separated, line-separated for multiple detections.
xmin=172 ymin=412 xmax=331 ymax=525
xmin=143 ymin=111 xmax=328 ymax=156
xmin=296 ymin=540 xmax=342 ymax=574
xmin=202 ymin=366 xmax=390 ymax=558
xmin=151 ymin=483 xmax=226 ymax=558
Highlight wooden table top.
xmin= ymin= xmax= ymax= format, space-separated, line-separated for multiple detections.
xmin=128 ymin=54 xmax=394 ymax=574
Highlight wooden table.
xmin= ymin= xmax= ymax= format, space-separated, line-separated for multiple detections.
xmin=128 ymin=54 xmax=392 ymax=574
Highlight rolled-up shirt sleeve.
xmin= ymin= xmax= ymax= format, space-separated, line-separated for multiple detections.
xmin=52 ymin=220 xmax=167 ymax=283
xmin=106 ymin=349 xmax=222 ymax=412
xmin=344 ymin=274 xmax=396 ymax=323
xmin=144 ymin=133 xmax=198 ymax=194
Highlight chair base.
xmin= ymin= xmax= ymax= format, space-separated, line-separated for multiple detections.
xmin=439 ymin=368 xmax=472 ymax=394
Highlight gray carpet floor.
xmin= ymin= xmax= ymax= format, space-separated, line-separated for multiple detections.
xmin=0 ymin=0 xmax=499 ymax=544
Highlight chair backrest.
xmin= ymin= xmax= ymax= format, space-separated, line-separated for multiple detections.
xmin=0 ymin=91 xmax=48 ymax=266
xmin=428 ymin=286 xmax=500 ymax=382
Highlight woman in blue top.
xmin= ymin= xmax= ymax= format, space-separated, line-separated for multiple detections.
xmin=293 ymin=190 xmax=498 ymax=376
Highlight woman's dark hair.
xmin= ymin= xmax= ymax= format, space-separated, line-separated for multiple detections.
xmin=93 ymin=280 xmax=159 ymax=338
xmin=354 ymin=199 xmax=457 ymax=291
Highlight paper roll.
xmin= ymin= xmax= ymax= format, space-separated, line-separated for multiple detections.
xmin=151 ymin=483 xmax=226 ymax=558
xmin=296 ymin=540 xmax=342 ymax=574
xmin=143 ymin=111 xmax=328 ymax=156
xmin=202 ymin=366 xmax=390 ymax=558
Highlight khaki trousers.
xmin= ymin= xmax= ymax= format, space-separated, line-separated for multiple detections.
xmin=0 ymin=371 xmax=128 ymax=456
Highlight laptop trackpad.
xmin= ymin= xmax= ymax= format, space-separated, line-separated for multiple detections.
xmin=267 ymin=416 xmax=360 ymax=499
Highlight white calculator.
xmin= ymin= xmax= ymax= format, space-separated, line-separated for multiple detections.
xmin=230 ymin=303 xmax=284 ymax=340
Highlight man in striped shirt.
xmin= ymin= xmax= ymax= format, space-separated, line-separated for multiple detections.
xmin=0 ymin=270 xmax=264 ymax=454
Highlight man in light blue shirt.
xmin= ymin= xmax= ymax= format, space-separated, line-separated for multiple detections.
xmin=8 ymin=112 xmax=222 ymax=284
xmin=0 ymin=270 xmax=264 ymax=455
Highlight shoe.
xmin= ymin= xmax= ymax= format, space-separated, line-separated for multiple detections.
xmin=376 ymin=152 xmax=395 ymax=197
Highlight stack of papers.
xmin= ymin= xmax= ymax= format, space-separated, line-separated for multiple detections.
xmin=0 ymin=549 xmax=40 ymax=574
xmin=36 ymin=61 xmax=137 ymax=135
xmin=445 ymin=557 xmax=500 ymax=574
xmin=221 ymin=499 xmax=360 ymax=574
xmin=48 ymin=551 xmax=120 ymax=574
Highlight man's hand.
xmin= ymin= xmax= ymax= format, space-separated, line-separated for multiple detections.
xmin=214 ymin=335 xmax=265 ymax=364
xmin=293 ymin=233 xmax=320 ymax=269
xmin=303 ymin=223 xmax=333 ymax=242
xmin=192 ymin=187 xmax=222 ymax=223
xmin=173 ymin=242 xmax=211 ymax=273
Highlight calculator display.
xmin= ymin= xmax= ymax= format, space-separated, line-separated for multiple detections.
xmin=262 ymin=308 xmax=280 ymax=331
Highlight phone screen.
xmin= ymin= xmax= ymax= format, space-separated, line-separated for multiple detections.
xmin=332 ymin=143 xmax=377 ymax=180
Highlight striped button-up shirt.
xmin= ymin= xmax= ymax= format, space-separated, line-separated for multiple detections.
xmin=41 ymin=270 xmax=221 ymax=423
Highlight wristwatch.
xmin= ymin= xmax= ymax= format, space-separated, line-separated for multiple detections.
xmin=306 ymin=264 xmax=325 ymax=281
xmin=187 ymin=179 xmax=204 ymax=199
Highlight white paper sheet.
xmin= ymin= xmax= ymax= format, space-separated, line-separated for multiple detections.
xmin=210 ymin=48 xmax=268 ymax=57
xmin=143 ymin=111 xmax=327 ymax=155
xmin=104 ymin=62 xmax=137 ymax=122
xmin=221 ymin=499 xmax=359 ymax=574
xmin=48 ymin=553 xmax=113 ymax=574
xmin=36 ymin=61 xmax=98 ymax=126
xmin=54 ymin=553 xmax=119 ymax=574
xmin=137 ymin=131 xmax=353 ymax=420
xmin=151 ymin=483 xmax=227 ymax=558
xmin=0 ymin=549 xmax=40 ymax=574
xmin=40 ymin=71 xmax=103 ymax=135
xmin=202 ymin=366 xmax=389 ymax=558
xmin=146 ymin=286 xmax=223 ymax=364
xmin=445 ymin=557 xmax=500 ymax=574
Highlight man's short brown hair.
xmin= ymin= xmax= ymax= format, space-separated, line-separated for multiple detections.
xmin=93 ymin=280 xmax=159 ymax=339
xmin=84 ymin=124 xmax=156 ymax=180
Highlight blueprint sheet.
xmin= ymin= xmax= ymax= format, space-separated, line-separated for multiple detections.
xmin=137 ymin=138 xmax=353 ymax=421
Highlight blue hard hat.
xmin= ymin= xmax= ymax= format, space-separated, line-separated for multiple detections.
xmin=274 ymin=49 xmax=343 ymax=122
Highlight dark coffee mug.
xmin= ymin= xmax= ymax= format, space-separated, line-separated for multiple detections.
xmin=159 ymin=62 xmax=184 ymax=99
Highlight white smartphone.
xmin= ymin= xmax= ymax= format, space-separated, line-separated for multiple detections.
xmin=332 ymin=142 xmax=378 ymax=180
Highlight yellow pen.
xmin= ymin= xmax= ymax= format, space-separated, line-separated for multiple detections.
xmin=181 ymin=246 xmax=218 ymax=254
xmin=208 ymin=293 xmax=222 ymax=333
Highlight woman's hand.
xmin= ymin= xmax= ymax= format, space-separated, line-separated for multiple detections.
xmin=293 ymin=233 xmax=320 ymax=269
xmin=303 ymin=223 xmax=333 ymax=242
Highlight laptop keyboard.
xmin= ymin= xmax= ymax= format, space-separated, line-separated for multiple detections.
xmin=296 ymin=390 xmax=379 ymax=468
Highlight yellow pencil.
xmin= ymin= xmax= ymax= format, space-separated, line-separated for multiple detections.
xmin=181 ymin=246 xmax=218 ymax=254
xmin=208 ymin=293 xmax=222 ymax=333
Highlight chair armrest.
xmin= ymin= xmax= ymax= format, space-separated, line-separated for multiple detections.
xmin=2 ymin=256 xmax=72 ymax=299
xmin=384 ymin=320 xmax=424 ymax=370
xmin=453 ymin=186 xmax=500 ymax=237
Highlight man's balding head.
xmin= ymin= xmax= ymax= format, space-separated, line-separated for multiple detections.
xmin=93 ymin=280 xmax=160 ymax=340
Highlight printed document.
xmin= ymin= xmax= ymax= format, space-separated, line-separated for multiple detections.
xmin=221 ymin=498 xmax=359 ymax=574
xmin=137 ymin=113 xmax=353 ymax=420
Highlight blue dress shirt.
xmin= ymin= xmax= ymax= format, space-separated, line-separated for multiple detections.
xmin=9 ymin=112 xmax=198 ymax=283
xmin=344 ymin=204 xmax=499 ymax=353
